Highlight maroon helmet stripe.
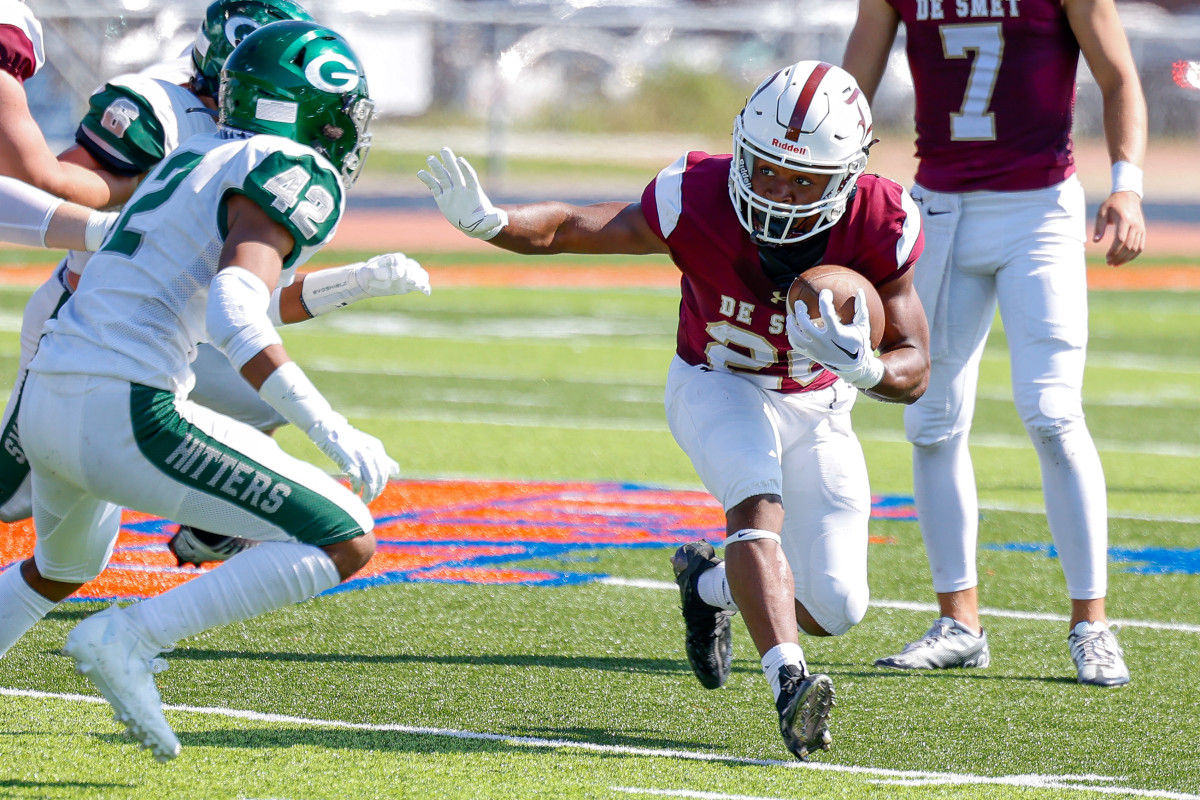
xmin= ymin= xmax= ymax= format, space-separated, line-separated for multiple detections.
xmin=784 ymin=62 xmax=832 ymax=142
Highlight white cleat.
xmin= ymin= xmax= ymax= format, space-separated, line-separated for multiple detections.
xmin=875 ymin=616 xmax=990 ymax=670
xmin=1069 ymin=621 xmax=1131 ymax=687
xmin=62 ymin=604 xmax=181 ymax=761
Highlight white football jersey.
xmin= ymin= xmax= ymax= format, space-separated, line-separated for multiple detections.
xmin=31 ymin=130 xmax=345 ymax=395
xmin=0 ymin=1 xmax=44 ymax=76
xmin=67 ymin=58 xmax=216 ymax=277
xmin=76 ymin=65 xmax=215 ymax=177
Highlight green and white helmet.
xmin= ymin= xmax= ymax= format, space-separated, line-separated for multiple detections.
xmin=219 ymin=20 xmax=374 ymax=187
xmin=190 ymin=0 xmax=314 ymax=99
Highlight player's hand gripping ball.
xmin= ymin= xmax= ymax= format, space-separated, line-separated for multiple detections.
xmin=787 ymin=264 xmax=885 ymax=350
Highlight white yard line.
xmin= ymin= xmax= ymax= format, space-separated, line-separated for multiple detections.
xmin=598 ymin=578 xmax=1200 ymax=634
xmin=1 ymin=687 xmax=1194 ymax=800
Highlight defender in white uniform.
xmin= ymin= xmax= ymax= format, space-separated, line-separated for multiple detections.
xmin=0 ymin=20 xmax=395 ymax=763
xmin=0 ymin=1 xmax=428 ymax=564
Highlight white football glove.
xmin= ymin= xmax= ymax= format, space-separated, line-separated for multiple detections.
xmin=786 ymin=288 xmax=884 ymax=390
xmin=353 ymin=252 xmax=431 ymax=298
xmin=306 ymin=414 xmax=399 ymax=504
xmin=296 ymin=253 xmax=430 ymax=320
xmin=417 ymin=147 xmax=508 ymax=240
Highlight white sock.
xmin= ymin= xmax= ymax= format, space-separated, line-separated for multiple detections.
xmin=761 ymin=642 xmax=808 ymax=702
xmin=123 ymin=541 xmax=340 ymax=650
xmin=0 ymin=563 xmax=58 ymax=657
xmin=696 ymin=563 xmax=738 ymax=611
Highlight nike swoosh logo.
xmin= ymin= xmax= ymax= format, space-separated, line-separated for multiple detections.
xmin=832 ymin=341 xmax=860 ymax=360
xmin=926 ymin=209 xmax=952 ymax=216
xmin=460 ymin=218 xmax=484 ymax=232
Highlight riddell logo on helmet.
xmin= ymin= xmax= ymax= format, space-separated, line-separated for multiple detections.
xmin=772 ymin=139 xmax=809 ymax=156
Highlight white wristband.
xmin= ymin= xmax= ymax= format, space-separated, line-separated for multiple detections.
xmin=1111 ymin=161 xmax=1143 ymax=198
xmin=83 ymin=211 xmax=118 ymax=251
xmin=258 ymin=361 xmax=336 ymax=434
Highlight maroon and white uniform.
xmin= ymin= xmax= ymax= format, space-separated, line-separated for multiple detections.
xmin=647 ymin=151 xmax=922 ymax=636
xmin=642 ymin=152 xmax=922 ymax=393
xmin=891 ymin=0 xmax=1108 ymax=602
xmin=0 ymin=2 xmax=42 ymax=84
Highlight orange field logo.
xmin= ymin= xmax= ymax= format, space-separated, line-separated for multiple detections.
xmin=0 ymin=479 xmax=913 ymax=601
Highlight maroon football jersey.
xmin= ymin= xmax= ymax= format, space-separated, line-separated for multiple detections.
xmin=0 ymin=26 xmax=35 ymax=83
xmin=641 ymin=152 xmax=923 ymax=394
xmin=888 ymin=0 xmax=1079 ymax=192
xmin=0 ymin=3 xmax=41 ymax=84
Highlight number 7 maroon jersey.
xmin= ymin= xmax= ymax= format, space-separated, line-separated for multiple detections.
xmin=887 ymin=0 xmax=1081 ymax=192
xmin=640 ymin=151 xmax=923 ymax=394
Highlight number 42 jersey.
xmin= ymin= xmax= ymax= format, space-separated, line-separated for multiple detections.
xmin=31 ymin=131 xmax=344 ymax=396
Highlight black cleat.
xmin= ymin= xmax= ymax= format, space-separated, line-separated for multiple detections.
xmin=670 ymin=540 xmax=734 ymax=689
xmin=167 ymin=525 xmax=256 ymax=567
xmin=776 ymin=664 xmax=834 ymax=760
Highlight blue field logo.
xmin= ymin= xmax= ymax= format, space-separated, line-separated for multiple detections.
xmin=986 ymin=542 xmax=1200 ymax=575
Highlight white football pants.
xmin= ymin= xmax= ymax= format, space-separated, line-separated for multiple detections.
xmin=902 ymin=176 xmax=1108 ymax=600
xmin=665 ymin=357 xmax=870 ymax=635
xmin=18 ymin=371 xmax=372 ymax=583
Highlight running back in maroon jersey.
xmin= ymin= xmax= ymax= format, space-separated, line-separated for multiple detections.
xmin=888 ymin=0 xmax=1080 ymax=192
xmin=640 ymin=151 xmax=922 ymax=393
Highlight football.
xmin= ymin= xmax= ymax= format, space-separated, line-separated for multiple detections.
xmin=787 ymin=264 xmax=886 ymax=350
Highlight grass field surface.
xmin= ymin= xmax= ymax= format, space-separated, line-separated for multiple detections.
xmin=0 ymin=243 xmax=1199 ymax=799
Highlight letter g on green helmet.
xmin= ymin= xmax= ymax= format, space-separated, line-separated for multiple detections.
xmin=218 ymin=20 xmax=375 ymax=188
xmin=191 ymin=0 xmax=314 ymax=99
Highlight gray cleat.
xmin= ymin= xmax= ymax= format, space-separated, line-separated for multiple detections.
xmin=875 ymin=616 xmax=990 ymax=670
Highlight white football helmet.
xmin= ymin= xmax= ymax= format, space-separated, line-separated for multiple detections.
xmin=729 ymin=61 xmax=874 ymax=245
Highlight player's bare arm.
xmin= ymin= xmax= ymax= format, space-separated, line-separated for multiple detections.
xmin=866 ymin=269 xmax=929 ymax=404
xmin=1067 ymin=0 xmax=1147 ymax=266
xmin=420 ymin=147 xmax=669 ymax=256
xmin=840 ymin=0 xmax=901 ymax=104
xmin=498 ymin=200 xmax=668 ymax=256
xmin=0 ymin=73 xmax=135 ymax=208
xmin=57 ymin=143 xmax=142 ymax=209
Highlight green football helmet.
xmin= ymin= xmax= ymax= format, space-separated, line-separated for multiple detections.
xmin=219 ymin=20 xmax=375 ymax=187
xmin=190 ymin=0 xmax=314 ymax=99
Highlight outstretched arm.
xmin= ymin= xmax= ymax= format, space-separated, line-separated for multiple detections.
xmin=272 ymin=253 xmax=430 ymax=325
xmin=419 ymin=148 xmax=669 ymax=257
xmin=1067 ymin=0 xmax=1147 ymax=266
xmin=841 ymin=0 xmax=901 ymax=105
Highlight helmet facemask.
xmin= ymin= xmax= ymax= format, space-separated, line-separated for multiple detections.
xmin=314 ymin=94 xmax=374 ymax=188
